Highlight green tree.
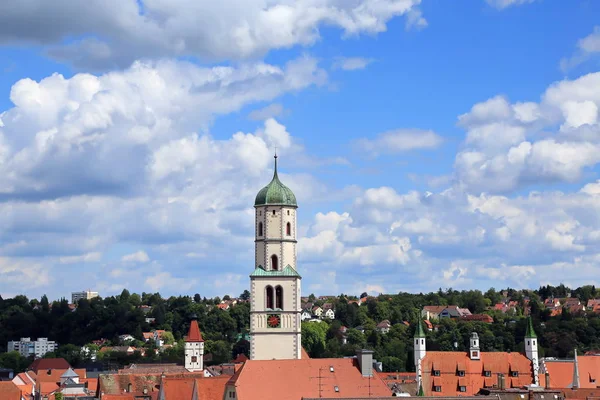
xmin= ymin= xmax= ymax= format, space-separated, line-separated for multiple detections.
xmin=161 ymin=331 xmax=175 ymax=345
xmin=302 ymin=322 xmax=327 ymax=357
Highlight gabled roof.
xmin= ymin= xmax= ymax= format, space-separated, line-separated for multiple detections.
xmin=185 ymin=319 xmax=204 ymax=342
xmin=250 ymin=265 xmax=301 ymax=278
xmin=0 ymin=382 xmax=21 ymax=400
xmin=29 ymin=358 xmax=71 ymax=373
xmin=543 ymin=356 xmax=600 ymax=389
xmin=61 ymin=368 xmax=79 ymax=378
xmin=421 ymin=351 xmax=534 ymax=396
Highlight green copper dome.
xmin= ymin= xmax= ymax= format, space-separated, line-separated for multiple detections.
xmin=254 ymin=155 xmax=297 ymax=207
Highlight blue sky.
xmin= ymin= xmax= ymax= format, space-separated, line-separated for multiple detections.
xmin=1 ymin=0 xmax=600 ymax=301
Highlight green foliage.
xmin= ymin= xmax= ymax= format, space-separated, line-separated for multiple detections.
xmin=302 ymin=322 xmax=328 ymax=357
xmin=0 ymin=351 xmax=31 ymax=373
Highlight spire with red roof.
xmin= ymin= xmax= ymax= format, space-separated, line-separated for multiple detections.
xmin=185 ymin=314 xmax=204 ymax=343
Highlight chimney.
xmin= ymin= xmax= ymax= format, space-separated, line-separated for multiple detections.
xmin=356 ymin=349 xmax=374 ymax=377
xmin=545 ymin=372 xmax=550 ymax=389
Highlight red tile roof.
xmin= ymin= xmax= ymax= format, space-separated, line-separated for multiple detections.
xmin=29 ymin=358 xmax=71 ymax=373
xmin=461 ymin=314 xmax=494 ymax=323
xmin=421 ymin=351 xmax=534 ymax=396
xmin=36 ymin=368 xmax=87 ymax=382
xmin=301 ymin=347 xmax=311 ymax=359
xmin=232 ymin=354 xmax=249 ymax=363
xmin=0 ymin=382 xmax=22 ymax=400
xmin=229 ymin=358 xmax=391 ymax=400
xmin=186 ymin=319 xmax=204 ymax=342
xmin=543 ymin=356 xmax=600 ymax=389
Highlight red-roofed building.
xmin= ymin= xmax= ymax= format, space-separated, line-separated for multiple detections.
xmin=28 ymin=357 xmax=71 ymax=373
xmin=225 ymin=351 xmax=391 ymax=400
xmin=461 ymin=314 xmax=494 ymax=323
xmin=0 ymin=382 xmax=22 ymax=400
xmin=542 ymin=353 xmax=600 ymax=389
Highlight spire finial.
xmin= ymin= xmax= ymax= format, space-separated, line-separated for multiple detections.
xmin=273 ymin=148 xmax=279 ymax=178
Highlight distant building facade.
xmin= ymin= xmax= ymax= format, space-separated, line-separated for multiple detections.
xmin=71 ymin=290 xmax=99 ymax=304
xmin=7 ymin=337 xmax=57 ymax=358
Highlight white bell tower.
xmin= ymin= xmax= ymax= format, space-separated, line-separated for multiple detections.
xmin=250 ymin=154 xmax=302 ymax=360
xmin=414 ymin=319 xmax=427 ymax=390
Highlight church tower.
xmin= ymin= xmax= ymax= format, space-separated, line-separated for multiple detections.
xmin=525 ymin=316 xmax=539 ymax=385
xmin=184 ymin=315 xmax=204 ymax=372
xmin=250 ymin=154 xmax=302 ymax=360
xmin=414 ymin=319 xmax=426 ymax=391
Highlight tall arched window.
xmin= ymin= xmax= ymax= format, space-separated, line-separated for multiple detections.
xmin=286 ymin=222 xmax=291 ymax=236
xmin=275 ymin=286 xmax=283 ymax=309
xmin=271 ymin=254 xmax=279 ymax=271
xmin=272 ymin=210 xmax=276 ymax=216
xmin=266 ymin=286 xmax=274 ymax=309
xmin=258 ymin=222 xmax=263 ymax=237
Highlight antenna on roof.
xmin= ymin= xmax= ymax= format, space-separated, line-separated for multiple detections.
xmin=309 ymin=367 xmax=331 ymax=398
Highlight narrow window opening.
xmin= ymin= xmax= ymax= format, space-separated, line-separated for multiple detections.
xmin=258 ymin=222 xmax=263 ymax=237
xmin=421 ymin=339 xmax=424 ymax=345
xmin=286 ymin=222 xmax=291 ymax=236
xmin=287 ymin=210 xmax=290 ymax=215
xmin=272 ymin=210 xmax=276 ymax=216
xmin=276 ymin=286 xmax=283 ymax=309
xmin=266 ymin=286 xmax=274 ymax=309
xmin=271 ymin=254 xmax=279 ymax=271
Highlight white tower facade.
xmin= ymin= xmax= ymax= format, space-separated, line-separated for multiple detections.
xmin=185 ymin=318 xmax=204 ymax=372
xmin=250 ymin=155 xmax=302 ymax=360
xmin=469 ymin=332 xmax=481 ymax=360
xmin=525 ymin=317 xmax=539 ymax=385
xmin=414 ymin=319 xmax=427 ymax=390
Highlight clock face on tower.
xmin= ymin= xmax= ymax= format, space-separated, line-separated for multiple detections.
xmin=267 ymin=314 xmax=281 ymax=328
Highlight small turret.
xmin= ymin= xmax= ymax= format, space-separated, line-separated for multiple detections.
xmin=469 ymin=332 xmax=480 ymax=360
xmin=185 ymin=314 xmax=205 ymax=372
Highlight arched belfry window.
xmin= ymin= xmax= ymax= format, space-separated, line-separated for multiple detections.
xmin=271 ymin=254 xmax=279 ymax=271
xmin=272 ymin=210 xmax=276 ymax=216
xmin=276 ymin=286 xmax=283 ymax=309
xmin=266 ymin=286 xmax=274 ymax=309
xmin=258 ymin=222 xmax=263 ymax=237
xmin=286 ymin=222 xmax=291 ymax=236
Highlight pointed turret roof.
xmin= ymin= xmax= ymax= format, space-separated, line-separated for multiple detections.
xmin=417 ymin=382 xmax=425 ymax=396
xmin=525 ymin=316 xmax=537 ymax=338
xmin=60 ymin=368 xmax=78 ymax=378
xmin=185 ymin=316 xmax=204 ymax=342
xmin=414 ymin=318 xmax=426 ymax=338
xmin=254 ymin=154 xmax=297 ymax=207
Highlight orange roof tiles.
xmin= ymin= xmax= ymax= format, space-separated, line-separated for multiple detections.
xmin=186 ymin=319 xmax=204 ymax=342
xmin=543 ymin=356 xmax=600 ymax=389
xmin=0 ymin=382 xmax=22 ymax=400
xmin=421 ymin=351 xmax=535 ymax=397
xmin=29 ymin=357 xmax=71 ymax=372
xmin=36 ymin=368 xmax=86 ymax=382
xmin=195 ymin=376 xmax=230 ymax=400
xmin=230 ymin=357 xmax=391 ymax=400
xmin=301 ymin=347 xmax=310 ymax=359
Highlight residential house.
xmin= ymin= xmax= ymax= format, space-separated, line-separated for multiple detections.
xmin=301 ymin=310 xmax=312 ymax=321
xmin=421 ymin=306 xmax=447 ymax=320
xmin=13 ymin=365 xmax=97 ymax=400
xmin=301 ymin=302 xmax=314 ymax=311
xmin=339 ymin=326 xmax=349 ymax=345
xmin=312 ymin=306 xmax=323 ymax=318
xmin=318 ymin=295 xmax=336 ymax=301
xmin=587 ymin=299 xmax=600 ymax=314
xmin=119 ymin=334 xmax=135 ymax=344
xmin=563 ymin=298 xmax=585 ymax=314
xmin=217 ymin=303 xmax=230 ymax=310
xmin=376 ymin=320 xmax=392 ymax=334
xmin=438 ymin=305 xmax=471 ymax=319
xmin=323 ymin=308 xmax=335 ymax=319
xmin=139 ymin=305 xmax=153 ymax=314
xmin=545 ymin=298 xmax=561 ymax=309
